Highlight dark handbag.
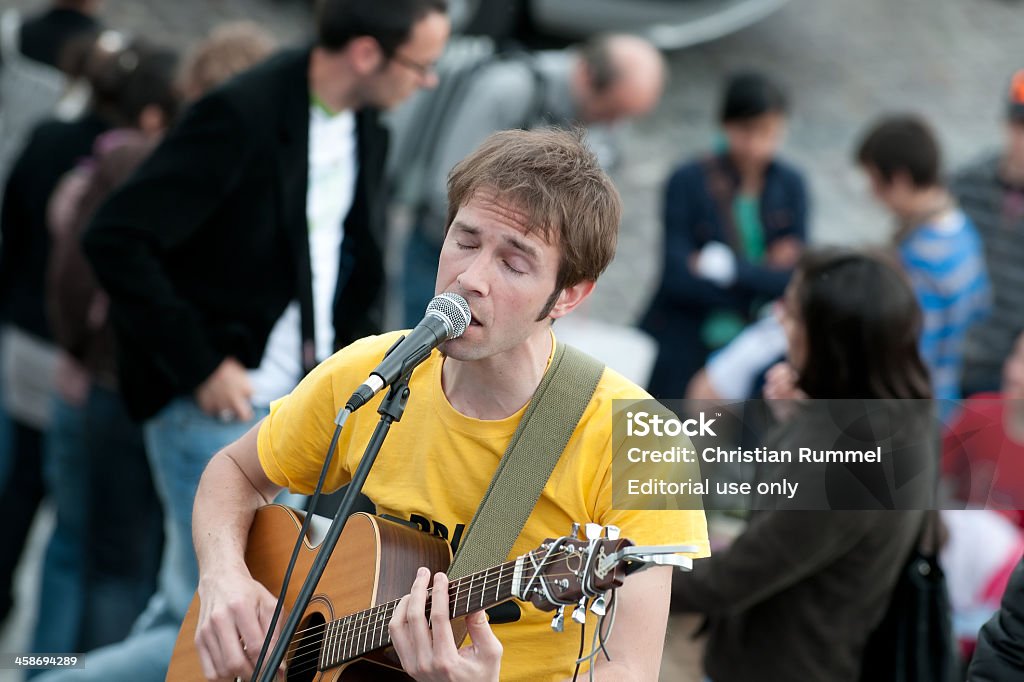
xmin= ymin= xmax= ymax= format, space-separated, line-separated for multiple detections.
xmin=858 ymin=510 xmax=956 ymax=682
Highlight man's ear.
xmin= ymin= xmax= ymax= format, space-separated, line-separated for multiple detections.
xmin=346 ymin=36 xmax=384 ymax=75
xmin=548 ymin=280 xmax=596 ymax=320
xmin=890 ymin=169 xmax=917 ymax=193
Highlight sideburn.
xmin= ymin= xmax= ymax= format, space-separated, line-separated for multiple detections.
xmin=535 ymin=287 xmax=562 ymax=322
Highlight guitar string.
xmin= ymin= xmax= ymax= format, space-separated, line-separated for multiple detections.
xmin=275 ymin=552 xmax=598 ymax=660
xmin=247 ymin=536 xmax=635 ymax=678
xmin=277 ymin=552 xmax=539 ymax=647
xmin=239 ymin=538 xmax=634 ymax=676
xmin=277 ymin=556 xmax=612 ymax=667
xmin=283 ymin=590 xmax=608 ymax=681
xmin=281 ymin=564 xmax=597 ymax=664
xmin=276 ymin=550 xmax=574 ymax=653
xmin=280 ymin=549 xmax=615 ymax=660
xmin=281 ymin=539 xmax=616 ymax=647
xmin=281 ymin=582 xmax=613 ymax=680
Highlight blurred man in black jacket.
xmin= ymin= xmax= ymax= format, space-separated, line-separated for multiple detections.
xmin=36 ymin=2 xmax=450 ymax=680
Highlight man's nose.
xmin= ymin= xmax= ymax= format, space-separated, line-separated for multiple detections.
xmin=455 ymin=252 xmax=491 ymax=297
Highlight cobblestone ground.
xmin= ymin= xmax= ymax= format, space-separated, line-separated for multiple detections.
xmin=3 ymin=1 xmax=1024 ymax=679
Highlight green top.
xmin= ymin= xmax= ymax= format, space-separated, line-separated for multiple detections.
xmin=701 ymin=193 xmax=768 ymax=349
xmin=732 ymin=193 xmax=766 ymax=263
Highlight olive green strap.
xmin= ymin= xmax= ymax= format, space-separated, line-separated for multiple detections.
xmin=448 ymin=342 xmax=605 ymax=579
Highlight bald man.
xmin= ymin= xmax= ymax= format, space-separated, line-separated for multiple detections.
xmin=571 ymin=34 xmax=665 ymax=123
xmin=392 ymin=33 xmax=666 ymax=325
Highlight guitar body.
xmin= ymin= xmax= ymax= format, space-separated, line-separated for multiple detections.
xmin=167 ymin=505 xmax=452 ymax=682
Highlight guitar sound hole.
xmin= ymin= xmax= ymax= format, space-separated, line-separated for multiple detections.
xmin=286 ymin=613 xmax=326 ymax=682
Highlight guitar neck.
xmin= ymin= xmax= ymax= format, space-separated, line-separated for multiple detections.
xmin=318 ymin=558 xmax=526 ymax=670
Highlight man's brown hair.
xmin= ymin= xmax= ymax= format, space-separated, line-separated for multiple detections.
xmin=446 ymin=127 xmax=621 ymax=299
xmin=854 ymin=114 xmax=942 ymax=189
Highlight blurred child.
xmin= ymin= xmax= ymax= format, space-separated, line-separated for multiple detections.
xmin=855 ymin=114 xmax=990 ymax=420
xmin=641 ymin=71 xmax=807 ymax=400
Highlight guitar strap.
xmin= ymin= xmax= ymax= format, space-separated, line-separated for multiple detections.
xmin=447 ymin=341 xmax=605 ymax=582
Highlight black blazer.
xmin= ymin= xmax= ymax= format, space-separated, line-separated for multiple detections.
xmin=83 ymin=48 xmax=389 ymax=420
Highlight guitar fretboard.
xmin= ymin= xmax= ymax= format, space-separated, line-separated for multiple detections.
xmin=317 ymin=558 xmax=527 ymax=670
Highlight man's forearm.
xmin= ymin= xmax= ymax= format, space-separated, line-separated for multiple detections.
xmin=193 ymin=449 xmax=275 ymax=578
xmin=557 ymin=566 xmax=672 ymax=682
xmin=190 ymin=425 xmax=290 ymax=681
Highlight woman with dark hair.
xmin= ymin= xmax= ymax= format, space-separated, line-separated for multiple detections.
xmin=775 ymin=248 xmax=931 ymax=401
xmin=0 ymin=30 xmax=174 ymax=633
xmin=641 ymin=71 xmax=808 ymax=400
xmin=13 ymin=36 xmax=181 ymax=664
xmin=671 ymin=249 xmax=935 ymax=682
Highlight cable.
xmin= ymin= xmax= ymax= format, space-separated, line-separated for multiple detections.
xmin=597 ymin=589 xmax=618 ymax=662
xmin=564 ymin=587 xmax=621 ymax=682
xmin=571 ymin=602 xmax=588 ymax=682
xmin=249 ymin=407 xmax=350 ymax=682
xmin=590 ymin=615 xmax=602 ymax=682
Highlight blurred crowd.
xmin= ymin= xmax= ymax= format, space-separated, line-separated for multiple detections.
xmin=1 ymin=1 xmax=1023 ymax=681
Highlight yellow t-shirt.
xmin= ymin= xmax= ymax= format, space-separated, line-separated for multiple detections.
xmin=258 ymin=331 xmax=709 ymax=681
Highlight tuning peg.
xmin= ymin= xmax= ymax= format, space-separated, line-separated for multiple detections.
xmin=591 ymin=595 xmax=607 ymax=616
xmin=570 ymin=522 xmax=581 ymax=539
xmin=605 ymin=525 xmax=620 ymax=540
xmin=585 ymin=523 xmax=603 ymax=540
xmin=551 ymin=606 xmax=566 ymax=632
xmin=571 ymin=598 xmax=588 ymax=625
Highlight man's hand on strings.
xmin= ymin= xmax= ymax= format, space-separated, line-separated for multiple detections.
xmin=389 ymin=567 xmax=503 ymax=682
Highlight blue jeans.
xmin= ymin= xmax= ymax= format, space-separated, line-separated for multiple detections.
xmin=83 ymin=386 xmax=162 ymax=647
xmin=30 ymin=395 xmax=88 ymax=662
xmin=32 ymin=387 xmax=162 ymax=666
xmin=0 ymin=419 xmax=44 ymax=624
xmin=37 ymin=397 xmax=268 ymax=682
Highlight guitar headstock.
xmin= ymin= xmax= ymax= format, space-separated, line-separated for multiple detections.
xmin=510 ymin=523 xmax=699 ymax=631
xmin=521 ymin=535 xmax=633 ymax=612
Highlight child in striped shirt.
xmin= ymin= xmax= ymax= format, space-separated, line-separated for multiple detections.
xmin=855 ymin=114 xmax=991 ymax=420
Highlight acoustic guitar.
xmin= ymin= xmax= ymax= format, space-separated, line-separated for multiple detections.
xmin=167 ymin=504 xmax=692 ymax=681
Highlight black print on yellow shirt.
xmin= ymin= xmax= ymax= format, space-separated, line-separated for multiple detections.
xmin=407 ymin=514 xmax=521 ymax=624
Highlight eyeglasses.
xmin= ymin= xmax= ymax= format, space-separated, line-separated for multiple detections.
xmin=390 ymin=52 xmax=437 ymax=79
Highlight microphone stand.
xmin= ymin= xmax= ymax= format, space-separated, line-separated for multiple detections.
xmin=256 ymin=368 xmax=414 ymax=682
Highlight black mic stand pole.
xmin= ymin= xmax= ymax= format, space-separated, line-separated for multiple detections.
xmin=257 ymin=369 xmax=414 ymax=682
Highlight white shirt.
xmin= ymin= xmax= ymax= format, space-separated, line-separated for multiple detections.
xmin=248 ymin=104 xmax=358 ymax=406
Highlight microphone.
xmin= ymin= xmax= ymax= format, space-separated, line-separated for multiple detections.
xmin=345 ymin=292 xmax=471 ymax=412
